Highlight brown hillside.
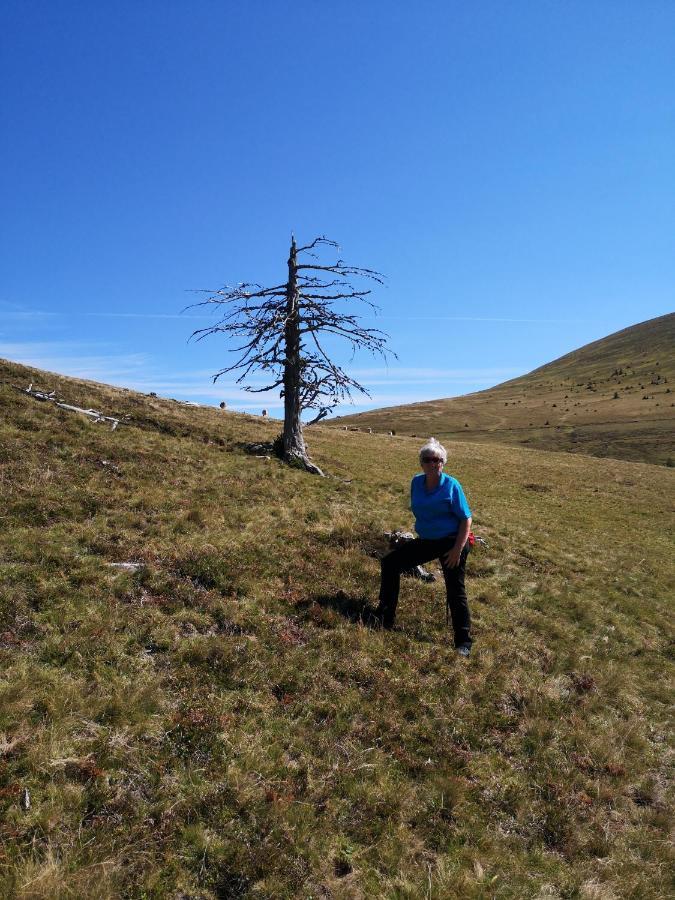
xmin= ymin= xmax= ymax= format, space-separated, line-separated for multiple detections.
xmin=0 ymin=354 xmax=673 ymax=896
xmin=332 ymin=313 xmax=675 ymax=466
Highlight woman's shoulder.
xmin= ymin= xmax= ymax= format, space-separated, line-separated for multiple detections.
xmin=441 ymin=472 xmax=461 ymax=489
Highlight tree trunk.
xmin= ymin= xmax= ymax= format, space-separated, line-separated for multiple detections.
xmin=282 ymin=237 xmax=323 ymax=475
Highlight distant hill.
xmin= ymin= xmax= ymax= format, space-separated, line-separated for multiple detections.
xmin=0 ymin=355 xmax=673 ymax=897
xmin=332 ymin=313 xmax=675 ymax=466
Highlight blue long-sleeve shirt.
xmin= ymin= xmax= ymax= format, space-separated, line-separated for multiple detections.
xmin=410 ymin=472 xmax=472 ymax=539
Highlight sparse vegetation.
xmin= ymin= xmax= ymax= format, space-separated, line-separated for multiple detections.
xmin=0 ymin=357 xmax=673 ymax=898
xmin=334 ymin=313 xmax=675 ymax=466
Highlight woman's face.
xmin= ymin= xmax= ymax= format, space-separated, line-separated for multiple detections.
xmin=421 ymin=453 xmax=444 ymax=472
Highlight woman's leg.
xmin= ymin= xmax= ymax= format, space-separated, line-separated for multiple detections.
xmin=377 ymin=539 xmax=441 ymax=627
xmin=440 ymin=545 xmax=471 ymax=647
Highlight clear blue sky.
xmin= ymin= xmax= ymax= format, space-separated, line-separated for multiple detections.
xmin=2 ymin=1 xmax=673 ymax=416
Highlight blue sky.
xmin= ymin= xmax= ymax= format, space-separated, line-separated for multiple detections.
xmin=2 ymin=1 xmax=673 ymax=416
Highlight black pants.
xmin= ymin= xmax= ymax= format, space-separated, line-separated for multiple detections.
xmin=377 ymin=535 xmax=471 ymax=646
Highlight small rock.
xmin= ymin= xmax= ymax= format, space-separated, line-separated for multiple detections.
xmin=98 ymin=459 xmax=122 ymax=475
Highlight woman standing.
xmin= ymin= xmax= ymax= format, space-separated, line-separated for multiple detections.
xmin=374 ymin=438 xmax=473 ymax=655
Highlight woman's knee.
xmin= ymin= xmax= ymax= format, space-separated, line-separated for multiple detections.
xmin=381 ymin=549 xmax=405 ymax=573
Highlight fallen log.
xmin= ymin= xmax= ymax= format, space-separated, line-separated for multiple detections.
xmin=12 ymin=384 xmax=128 ymax=431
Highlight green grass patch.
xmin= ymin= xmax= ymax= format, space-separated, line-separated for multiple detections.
xmin=0 ymin=359 xmax=673 ymax=898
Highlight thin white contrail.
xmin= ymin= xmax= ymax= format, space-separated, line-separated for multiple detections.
xmin=371 ymin=316 xmax=585 ymax=323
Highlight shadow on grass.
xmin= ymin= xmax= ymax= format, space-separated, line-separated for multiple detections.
xmin=302 ymin=590 xmax=371 ymax=624
xmin=235 ymin=440 xmax=276 ymax=456
xmin=296 ymin=591 xmax=438 ymax=642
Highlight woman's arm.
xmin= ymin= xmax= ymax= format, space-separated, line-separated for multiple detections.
xmin=442 ymin=516 xmax=472 ymax=568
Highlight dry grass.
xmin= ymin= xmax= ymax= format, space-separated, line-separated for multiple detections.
xmin=333 ymin=312 xmax=675 ymax=466
xmin=0 ymin=357 xmax=673 ymax=898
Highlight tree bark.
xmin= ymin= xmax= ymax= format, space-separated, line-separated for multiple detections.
xmin=282 ymin=237 xmax=323 ymax=475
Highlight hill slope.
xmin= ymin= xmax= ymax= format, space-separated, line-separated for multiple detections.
xmin=1 ymin=357 xmax=673 ymax=898
xmin=333 ymin=313 xmax=675 ymax=466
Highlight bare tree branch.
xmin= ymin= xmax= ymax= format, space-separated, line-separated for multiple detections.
xmin=304 ymin=409 xmax=330 ymax=426
xmin=188 ymin=236 xmax=395 ymax=474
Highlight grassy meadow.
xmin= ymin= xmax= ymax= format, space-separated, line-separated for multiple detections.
xmin=333 ymin=313 xmax=675 ymax=467
xmin=1 ymin=358 xmax=673 ymax=898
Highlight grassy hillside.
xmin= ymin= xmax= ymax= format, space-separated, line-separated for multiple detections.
xmin=1 ymin=358 xmax=673 ymax=898
xmin=332 ymin=313 xmax=675 ymax=466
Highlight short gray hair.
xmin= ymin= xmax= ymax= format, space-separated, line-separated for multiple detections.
xmin=419 ymin=437 xmax=447 ymax=465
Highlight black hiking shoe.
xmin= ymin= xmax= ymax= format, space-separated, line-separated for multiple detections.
xmin=456 ymin=644 xmax=471 ymax=657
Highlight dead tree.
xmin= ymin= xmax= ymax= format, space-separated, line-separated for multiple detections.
xmin=189 ymin=236 xmax=393 ymax=474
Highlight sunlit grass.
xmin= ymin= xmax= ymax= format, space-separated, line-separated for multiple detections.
xmin=0 ymin=358 xmax=673 ymax=898
xmin=333 ymin=313 xmax=675 ymax=467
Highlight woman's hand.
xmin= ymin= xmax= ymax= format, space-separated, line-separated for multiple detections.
xmin=442 ymin=544 xmax=463 ymax=568
xmin=443 ymin=517 xmax=472 ymax=568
